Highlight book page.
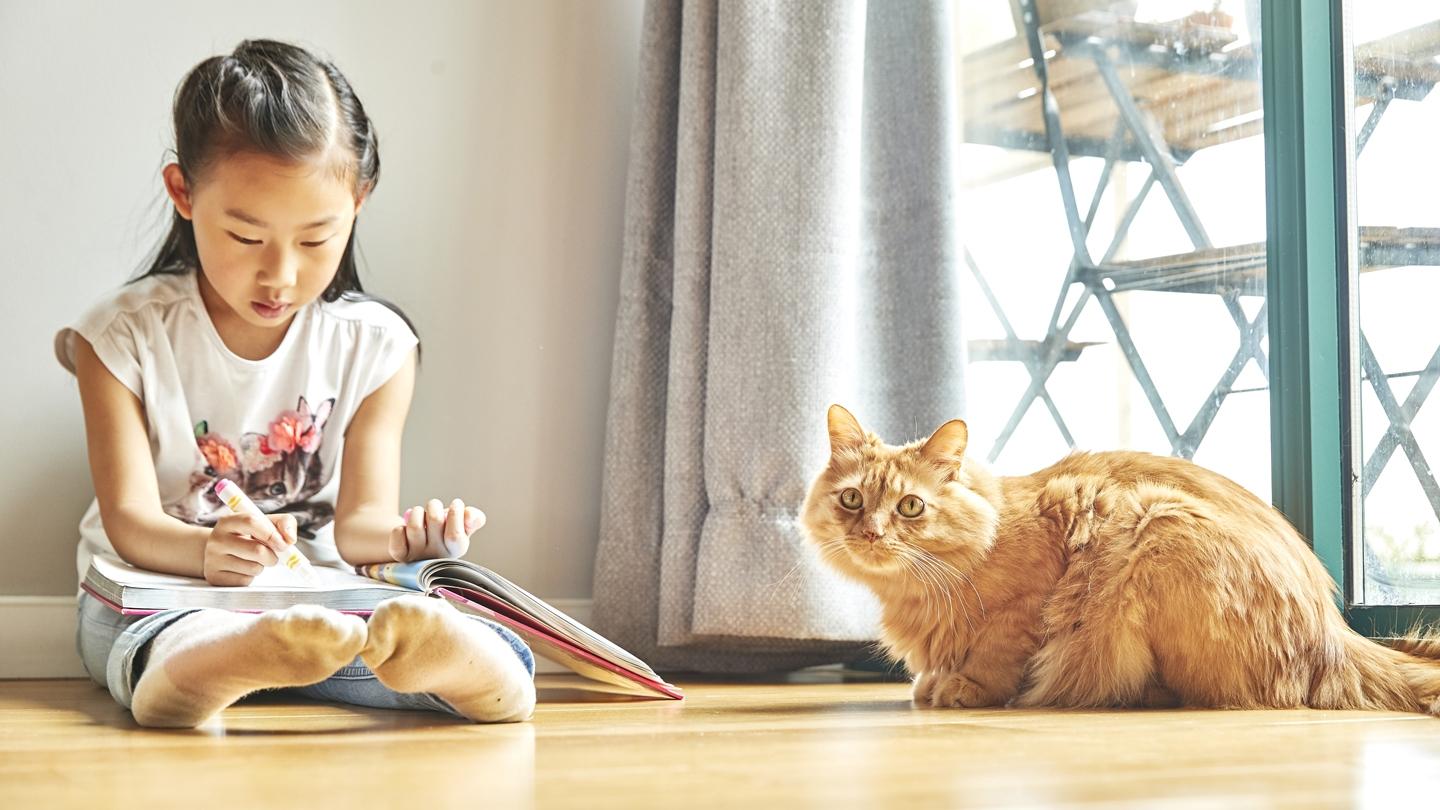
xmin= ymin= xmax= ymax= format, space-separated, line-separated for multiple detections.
xmin=90 ymin=555 xmax=383 ymax=592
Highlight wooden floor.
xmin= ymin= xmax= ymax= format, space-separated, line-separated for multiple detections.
xmin=5 ymin=671 xmax=1440 ymax=809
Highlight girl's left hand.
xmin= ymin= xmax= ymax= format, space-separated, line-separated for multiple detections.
xmin=390 ymin=498 xmax=487 ymax=561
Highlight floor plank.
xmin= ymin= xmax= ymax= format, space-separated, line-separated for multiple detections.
xmin=3 ymin=672 xmax=1440 ymax=808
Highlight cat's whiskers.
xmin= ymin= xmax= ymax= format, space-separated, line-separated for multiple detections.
xmin=770 ymin=557 xmax=808 ymax=591
xmin=915 ymin=546 xmax=987 ymax=619
xmin=772 ymin=537 xmax=847 ymax=592
xmin=922 ymin=556 xmax=969 ymax=640
xmin=897 ymin=546 xmax=971 ymax=636
xmin=907 ymin=547 xmax=980 ymax=639
xmin=893 ymin=551 xmax=946 ymax=624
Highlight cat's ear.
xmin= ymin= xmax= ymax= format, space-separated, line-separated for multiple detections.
xmin=827 ymin=404 xmax=866 ymax=454
xmin=920 ymin=419 xmax=969 ymax=466
xmin=312 ymin=398 xmax=335 ymax=428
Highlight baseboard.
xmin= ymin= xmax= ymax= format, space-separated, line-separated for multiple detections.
xmin=0 ymin=596 xmax=593 ymax=679
xmin=0 ymin=596 xmax=87 ymax=679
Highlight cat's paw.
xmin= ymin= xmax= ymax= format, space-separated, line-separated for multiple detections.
xmin=912 ymin=671 xmax=941 ymax=706
xmin=914 ymin=671 xmax=1002 ymax=708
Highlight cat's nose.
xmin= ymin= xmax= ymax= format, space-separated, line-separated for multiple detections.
xmin=861 ymin=526 xmax=884 ymax=542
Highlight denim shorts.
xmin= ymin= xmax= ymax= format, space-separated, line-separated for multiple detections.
xmin=76 ymin=592 xmax=535 ymax=719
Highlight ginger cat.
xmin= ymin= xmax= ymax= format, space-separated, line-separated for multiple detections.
xmin=800 ymin=405 xmax=1440 ymax=713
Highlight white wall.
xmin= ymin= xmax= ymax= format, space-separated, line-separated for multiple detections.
xmin=0 ymin=0 xmax=642 ymax=600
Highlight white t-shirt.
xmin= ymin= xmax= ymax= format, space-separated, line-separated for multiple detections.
xmin=55 ymin=271 xmax=418 ymax=583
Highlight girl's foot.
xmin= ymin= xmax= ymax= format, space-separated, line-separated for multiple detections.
xmin=130 ymin=605 xmax=367 ymax=728
xmin=361 ymin=596 xmax=535 ymax=722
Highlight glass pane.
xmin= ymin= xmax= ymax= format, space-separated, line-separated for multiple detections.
xmin=955 ymin=0 xmax=1270 ymax=496
xmin=1348 ymin=4 xmax=1440 ymax=605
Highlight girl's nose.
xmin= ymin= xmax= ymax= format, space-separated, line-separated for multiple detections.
xmin=258 ymin=246 xmax=299 ymax=288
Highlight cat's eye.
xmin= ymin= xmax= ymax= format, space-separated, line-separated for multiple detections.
xmin=897 ymin=494 xmax=925 ymax=518
xmin=839 ymin=488 xmax=863 ymax=510
xmin=268 ymin=482 xmax=286 ymax=497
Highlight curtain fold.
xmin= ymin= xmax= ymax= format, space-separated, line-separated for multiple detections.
xmin=593 ymin=0 xmax=964 ymax=672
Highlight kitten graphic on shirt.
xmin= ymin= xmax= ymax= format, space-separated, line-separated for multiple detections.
xmin=182 ymin=396 xmax=336 ymax=536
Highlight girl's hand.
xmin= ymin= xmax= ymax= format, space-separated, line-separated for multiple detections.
xmin=389 ymin=498 xmax=486 ymax=562
xmin=204 ymin=512 xmax=296 ymax=586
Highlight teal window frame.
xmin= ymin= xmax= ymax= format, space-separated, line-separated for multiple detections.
xmin=1263 ymin=0 xmax=1433 ymax=634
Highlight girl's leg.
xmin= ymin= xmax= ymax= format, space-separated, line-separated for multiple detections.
xmin=289 ymin=657 xmax=464 ymax=715
xmin=130 ymin=605 xmax=366 ymax=728
xmin=77 ymin=592 xmax=143 ymax=690
xmin=358 ymin=596 xmax=536 ymax=723
xmin=77 ymin=592 xmax=208 ymax=711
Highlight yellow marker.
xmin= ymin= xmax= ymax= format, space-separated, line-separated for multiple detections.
xmin=213 ymin=478 xmax=318 ymax=583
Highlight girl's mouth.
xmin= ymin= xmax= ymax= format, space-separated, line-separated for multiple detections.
xmin=251 ymin=300 xmax=290 ymax=319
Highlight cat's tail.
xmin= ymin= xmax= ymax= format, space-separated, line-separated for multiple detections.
xmin=1376 ymin=623 xmax=1440 ymax=660
xmin=1323 ymin=626 xmax=1440 ymax=715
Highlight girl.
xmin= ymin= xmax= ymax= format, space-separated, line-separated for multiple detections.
xmin=56 ymin=39 xmax=536 ymax=727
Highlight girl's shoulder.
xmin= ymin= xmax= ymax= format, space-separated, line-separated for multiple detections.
xmin=312 ymin=293 xmax=417 ymax=343
xmin=55 ymin=272 xmax=197 ymax=376
xmin=309 ymin=294 xmax=419 ymax=399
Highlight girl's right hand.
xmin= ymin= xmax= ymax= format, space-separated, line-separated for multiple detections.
xmin=203 ymin=512 xmax=297 ymax=586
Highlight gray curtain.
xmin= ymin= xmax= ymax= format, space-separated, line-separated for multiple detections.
xmin=592 ymin=0 xmax=965 ymax=673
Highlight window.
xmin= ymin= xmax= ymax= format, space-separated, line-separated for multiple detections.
xmin=1346 ymin=3 xmax=1440 ymax=607
xmin=957 ymin=0 xmax=1440 ymax=630
xmin=958 ymin=2 xmax=1271 ymax=498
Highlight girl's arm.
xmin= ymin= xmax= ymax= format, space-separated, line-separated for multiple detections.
xmin=334 ymin=350 xmax=416 ymax=565
xmin=335 ymin=350 xmax=484 ymax=565
xmin=76 ymin=338 xmax=291 ymax=583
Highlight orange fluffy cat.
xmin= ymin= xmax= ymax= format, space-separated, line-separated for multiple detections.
xmin=801 ymin=405 xmax=1440 ymax=714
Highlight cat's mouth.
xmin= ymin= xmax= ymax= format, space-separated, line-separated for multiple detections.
xmin=841 ymin=538 xmax=902 ymax=572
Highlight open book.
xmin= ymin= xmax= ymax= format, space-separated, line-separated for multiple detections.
xmin=82 ymin=555 xmax=681 ymax=701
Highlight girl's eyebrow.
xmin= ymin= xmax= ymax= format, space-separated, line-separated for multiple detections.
xmin=223 ymin=208 xmax=337 ymax=230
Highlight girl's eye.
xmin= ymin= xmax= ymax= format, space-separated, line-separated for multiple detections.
xmin=839 ymin=488 xmax=863 ymax=510
xmin=897 ymin=495 xmax=925 ymax=518
xmin=227 ymin=230 xmax=333 ymax=248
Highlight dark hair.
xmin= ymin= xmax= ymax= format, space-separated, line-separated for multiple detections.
xmin=138 ymin=39 xmax=418 ymax=351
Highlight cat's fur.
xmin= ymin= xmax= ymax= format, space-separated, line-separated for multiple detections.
xmin=800 ymin=405 xmax=1440 ymax=714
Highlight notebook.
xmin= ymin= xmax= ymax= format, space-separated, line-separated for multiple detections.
xmin=82 ymin=555 xmax=682 ymax=700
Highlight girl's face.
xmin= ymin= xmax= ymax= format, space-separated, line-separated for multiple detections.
xmin=163 ymin=151 xmax=364 ymax=353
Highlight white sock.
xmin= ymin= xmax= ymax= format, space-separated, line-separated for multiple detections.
xmin=130 ymin=606 xmax=366 ymax=728
xmin=361 ymin=596 xmax=535 ymax=723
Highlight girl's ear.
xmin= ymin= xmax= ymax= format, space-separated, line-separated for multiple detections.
xmin=162 ymin=163 xmax=194 ymax=220
xmin=920 ymin=419 xmax=969 ymax=466
xmin=827 ymin=404 xmax=866 ymax=455
xmin=354 ymin=183 xmax=372 ymax=216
